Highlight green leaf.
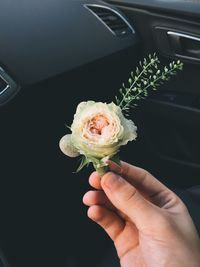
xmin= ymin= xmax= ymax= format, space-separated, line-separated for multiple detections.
xmin=76 ymin=156 xmax=90 ymax=173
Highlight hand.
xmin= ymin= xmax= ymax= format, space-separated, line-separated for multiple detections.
xmin=83 ymin=161 xmax=200 ymax=267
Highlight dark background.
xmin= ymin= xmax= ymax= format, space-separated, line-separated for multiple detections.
xmin=1 ymin=0 xmax=200 ymax=266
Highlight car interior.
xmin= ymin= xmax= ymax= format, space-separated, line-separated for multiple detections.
xmin=0 ymin=0 xmax=200 ymax=266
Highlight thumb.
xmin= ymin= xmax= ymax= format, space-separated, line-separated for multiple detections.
xmin=101 ymin=172 xmax=160 ymax=229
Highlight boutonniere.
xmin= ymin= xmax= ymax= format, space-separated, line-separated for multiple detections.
xmin=59 ymin=54 xmax=183 ymax=176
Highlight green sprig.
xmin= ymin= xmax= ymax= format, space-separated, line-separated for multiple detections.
xmin=115 ymin=53 xmax=183 ymax=116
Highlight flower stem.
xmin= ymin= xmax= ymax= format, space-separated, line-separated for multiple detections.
xmin=96 ymin=166 xmax=109 ymax=177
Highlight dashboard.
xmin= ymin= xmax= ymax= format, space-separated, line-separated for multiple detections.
xmin=0 ymin=0 xmax=200 ymax=106
xmin=0 ymin=0 xmax=137 ymax=86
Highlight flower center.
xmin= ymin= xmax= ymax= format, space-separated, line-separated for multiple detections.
xmin=88 ymin=115 xmax=109 ymax=135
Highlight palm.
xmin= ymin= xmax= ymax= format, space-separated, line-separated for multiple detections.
xmin=114 ymin=220 xmax=145 ymax=267
xmin=106 ymin=205 xmax=166 ymax=267
xmin=110 ymin=208 xmax=185 ymax=267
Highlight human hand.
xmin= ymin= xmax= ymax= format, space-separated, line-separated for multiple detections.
xmin=83 ymin=161 xmax=200 ymax=267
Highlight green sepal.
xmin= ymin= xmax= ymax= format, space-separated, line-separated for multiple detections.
xmin=94 ymin=154 xmax=121 ymax=176
xmin=64 ymin=124 xmax=71 ymax=130
xmin=110 ymin=154 xmax=121 ymax=166
xmin=75 ymin=154 xmax=121 ymax=176
xmin=76 ymin=156 xmax=90 ymax=173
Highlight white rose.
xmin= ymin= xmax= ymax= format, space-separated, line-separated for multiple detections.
xmin=59 ymin=101 xmax=137 ymax=174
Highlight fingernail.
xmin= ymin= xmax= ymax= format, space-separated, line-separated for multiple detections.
xmin=103 ymin=172 xmax=120 ymax=190
xmin=107 ymin=160 xmax=122 ymax=174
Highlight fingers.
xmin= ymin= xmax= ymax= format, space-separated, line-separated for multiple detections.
xmin=89 ymin=162 xmax=178 ymax=210
xmin=107 ymin=160 xmax=169 ymax=198
xmin=101 ymin=172 xmax=159 ymax=229
xmin=83 ymin=190 xmax=115 ymax=210
xmin=89 ymin=162 xmax=168 ymax=200
xmin=87 ymin=205 xmax=125 ymax=241
xmin=89 ymin=172 xmax=102 ymax=190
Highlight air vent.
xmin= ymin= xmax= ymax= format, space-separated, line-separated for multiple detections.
xmin=0 ymin=74 xmax=9 ymax=95
xmin=85 ymin=4 xmax=134 ymax=37
xmin=0 ymin=67 xmax=19 ymax=106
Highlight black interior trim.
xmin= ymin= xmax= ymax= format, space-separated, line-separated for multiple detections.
xmin=105 ymin=0 xmax=200 ymax=19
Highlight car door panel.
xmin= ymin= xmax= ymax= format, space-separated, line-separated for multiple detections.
xmin=101 ymin=1 xmax=200 ymax=190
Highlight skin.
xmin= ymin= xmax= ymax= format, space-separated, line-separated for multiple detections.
xmin=83 ymin=161 xmax=200 ymax=267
